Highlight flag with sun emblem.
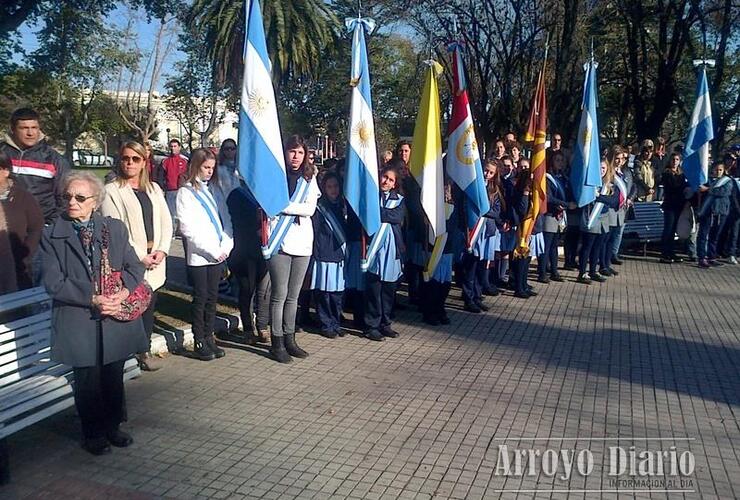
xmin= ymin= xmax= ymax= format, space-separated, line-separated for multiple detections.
xmin=570 ymin=57 xmax=602 ymax=208
xmin=445 ymin=42 xmax=490 ymax=230
xmin=343 ymin=17 xmax=381 ymax=236
xmin=236 ymin=0 xmax=290 ymax=217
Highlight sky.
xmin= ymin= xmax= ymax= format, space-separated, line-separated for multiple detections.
xmin=16 ymin=5 xmax=185 ymax=93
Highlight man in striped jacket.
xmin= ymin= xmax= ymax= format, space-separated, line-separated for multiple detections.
xmin=0 ymin=108 xmax=70 ymax=225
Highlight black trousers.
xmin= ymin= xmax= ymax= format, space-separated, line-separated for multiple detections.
xmin=73 ymin=359 xmax=126 ymax=440
xmin=345 ymin=289 xmax=365 ymax=327
xmin=460 ymin=253 xmax=481 ymax=305
xmin=315 ymin=290 xmax=343 ymax=333
xmin=564 ymin=226 xmax=580 ymax=267
xmin=421 ymin=280 xmax=451 ymax=320
xmin=512 ymin=257 xmax=531 ymax=294
xmin=190 ymin=264 xmax=222 ymax=341
xmin=139 ymin=291 xmax=158 ymax=354
xmin=364 ymin=273 xmax=397 ymax=333
xmin=405 ymin=262 xmax=423 ymax=303
xmin=661 ymin=209 xmax=681 ymax=258
xmin=579 ymin=231 xmax=604 ymax=275
xmin=538 ymin=231 xmax=560 ymax=278
xmin=235 ymin=258 xmax=269 ymax=334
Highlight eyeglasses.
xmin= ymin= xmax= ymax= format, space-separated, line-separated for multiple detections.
xmin=121 ymin=155 xmax=143 ymax=164
xmin=63 ymin=193 xmax=95 ymax=203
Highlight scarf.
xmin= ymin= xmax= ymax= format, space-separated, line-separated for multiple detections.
xmin=72 ymin=217 xmax=95 ymax=273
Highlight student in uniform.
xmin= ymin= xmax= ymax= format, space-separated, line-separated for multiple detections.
xmin=600 ymin=161 xmax=624 ymax=276
xmin=510 ymin=160 xmax=543 ymax=298
xmin=697 ymin=161 xmax=733 ymax=268
xmin=421 ymin=181 xmax=456 ymax=326
xmin=494 ymin=155 xmax=517 ymax=287
xmin=538 ymin=151 xmax=570 ymax=283
xmin=364 ymin=165 xmax=405 ymax=341
xmin=310 ymin=172 xmax=348 ymax=338
xmin=576 ymin=160 xmax=619 ymax=284
xmin=476 ymin=159 xmax=503 ymax=296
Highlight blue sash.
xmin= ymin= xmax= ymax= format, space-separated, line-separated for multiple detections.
xmin=188 ymin=186 xmax=223 ymax=242
xmin=262 ymin=177 xmax=311 ymax=258
xmin=317 ymin=203 xmax=347 ymax=246
xmin=698 ymin=176 xmax=731 ymax=218
xmin=587 ymin=184 xmax=610 ymax=230
xmin=546 ymin=173 xmax=566 ymax=200
xmin=361 ymin=193 xmax=403 ymax=271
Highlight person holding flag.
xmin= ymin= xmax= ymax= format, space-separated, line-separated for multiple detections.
xmin=445 ymin=41 xmax=490 ymax=312
xmin=696 ymin=161 xmax=732 ymax=268
xmin=682 ymin=65 xmax=714 ymax=193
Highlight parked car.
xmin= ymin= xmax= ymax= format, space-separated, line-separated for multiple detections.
xmin=73 ymin=149 xmax=114 ymax=167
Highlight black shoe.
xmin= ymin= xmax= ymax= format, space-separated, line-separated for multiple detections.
xmin=659 ymin=257 xmax=673 ymax=264
xmin=672 ymin=257 xmax=684 ymax=263
xmin=439 ymin=314 xmax=451 ymax=325
xmin=284 ymin=333 xmax=308 ymax=358
xmin=464 ymin=302 xmax=481 ymax=313
xmin=607 ymin=267 xmax=619 ymax=276
xmin=577 ymin=274 xmax=592 ymax=284
xmin=83 ymin=437 xmax=111 ymax=456
xmin=192 ymin=340 xmax=216 ymax=361
xmin=526 ymin=288 xmax=538 ymax=297
xmin=423 ymin=316 xmax=440 ymax=326
xmin=563 ymin=264 xmax=578 ymax=271
xmin=336 ymin=328 xmax=347 ymax=337
xmin=270 ymin=335 xmax=292 ymax=363
xmin=106 ymin=429 xmax=133 ymax=448
xmin=381 ymin=327 xmax=399 ymax=338
xmin=321 ymin=329 xmax=338 ymax=339
xmin=475 ymin=301 xmax=490 ymax=312
xmin=611 ymin=257 xmax=624 ymax=265
xmin=366 ymin=330 xmax=385 ymax=341
xmin=482 ymin=287 xmax=500 ymax=296
xmin=513 ymin=291 xmax=530 ymax=299
xmin=590 ymin=273 xmax=606 ymax=283
xmin=550 ymin=274 xmax=564 ymax=282
xmin=537 ymin=276 xmax=550 ymax=284
xmin=599 ymin=268 xmax=613 ymax=276
xmin=205 ymin=335 xmax=226 ymax=358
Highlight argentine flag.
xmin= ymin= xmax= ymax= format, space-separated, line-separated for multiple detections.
xmin=683 ymin=67 xmax=714 ymax=191
xmin=236 ymin=0 xmax=290 ymax=217
xmin=344 ymin=17 xmax=381 ymax=236
xmin=445 ymin=43 xmax=490 ymax=228
xmin=570 ymin=59 xmax=602 ymax=207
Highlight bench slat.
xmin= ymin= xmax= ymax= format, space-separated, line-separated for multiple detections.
xmin=0 ymin=399 xmax=75 ymax=440
xmin=0 ymin=311 xmax=51 ymax=337
xmin=0 ymin=383 xmax=73 ymax=424
xmin=0 ymin=346 xmax=53 ymax=375
xmin=0 ymin=327 xmax=50 ymax=357
xmin=0 ymin=373 xmax=69 ymax=400
xmin=0 ymin=288 xmax=49 ymax=315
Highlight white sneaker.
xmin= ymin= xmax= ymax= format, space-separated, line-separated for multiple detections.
xmin=729 ymin=256 xmax=738 ymax=265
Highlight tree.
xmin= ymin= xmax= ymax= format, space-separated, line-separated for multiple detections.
xmin=187 ymin=0 xmax=341 ymax=92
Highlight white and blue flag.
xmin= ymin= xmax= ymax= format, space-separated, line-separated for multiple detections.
xmin=344 ymin=17 xmax=381 ymax=236
xmin=237 ymin=0 xmax=290 ymax=217
xmin=570 ymin=59 xmax=603 ymax=207
xmin=683 ymin=67 xmax=714 ymax=191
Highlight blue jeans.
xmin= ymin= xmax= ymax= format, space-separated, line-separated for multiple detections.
xmin=602 ymin=225 xmax=620 ymax=269
xmin=611 ymin=223 xmax=626 ymax=258
xmin=697 ymin=214 xmax=727 ymax=260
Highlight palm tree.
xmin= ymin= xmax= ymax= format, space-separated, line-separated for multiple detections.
xmin=187 ymin=0 xmax=340 ymax=91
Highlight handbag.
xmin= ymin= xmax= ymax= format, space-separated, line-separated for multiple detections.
xmin=98 ymin=223 xmax=153 ymax=321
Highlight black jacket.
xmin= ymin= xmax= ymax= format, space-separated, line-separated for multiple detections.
xmin=660 ymin=170 xmax=689 ymax=213
xmin=482 ymin=194 xmax=503 ymax=236
xmin=226 ymin=187 xmax=264 ymax=273
xmin=312 ymin=199 xmax=347 ymax=263
xmin=1 ymin=135 xmax=71 ymax=224
xmin=381 ymin=191 xmax=406 ymax=256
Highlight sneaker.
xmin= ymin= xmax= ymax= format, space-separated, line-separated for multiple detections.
xmin=577 ymin=274 xmax=592 ymax=284
xmin=672 ymin=257 xmax=683 ymax=263
xmin=550 ymin=274 xmax=564 ymax=282
xmin=205 ymin=335 xmax=226 ymax=359
xmin=513 ymin=291 xmax=530 ymax=299
xmin=589 ymin=273 xmax=606 ymax=283
xmin=607 ymin=268 xmax=619 ymax=276
xmin=599 ymin=269 xmax=613 ymax=276
xmin=729 ymin=256 xmax=738 ymax=265
xmin=699 ymin=259 xmax=711 ymax=268
xmin=321 ymin=329 xmax=338 ymax=339
xmin=537 ymin=276 xmax=550 ymax=284
xmin=659 ymin=257 xmax=673 ymax=264
xmin=365 ymin=330 xmax=385 ymax=341
xmin=463 ymin=302 xmax=481 ymax=313
xmin=381 ymin=327 xmax=400 ymax=338
xmin=611 ymin=257 xmax=624 ymax=265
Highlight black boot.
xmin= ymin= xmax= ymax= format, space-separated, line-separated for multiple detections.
xmin=192 ymin=339 xmax=215 ymax=361
xmin=284 ymin=333 xmax=308 ymax=358
xmin=205 ymin=335 xmax=226 ymax=358
xmin=270 ymin=335 xmax=292 ymax=363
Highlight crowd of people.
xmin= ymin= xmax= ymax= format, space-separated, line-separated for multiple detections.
xmin=1 ymin=105 xmax=739 ymax=455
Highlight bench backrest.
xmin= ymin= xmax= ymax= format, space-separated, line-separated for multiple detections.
xmin=0 ymin=288 xmax=65 ymax=389
xmin=623 ymin=201 xmax=665 ymax=241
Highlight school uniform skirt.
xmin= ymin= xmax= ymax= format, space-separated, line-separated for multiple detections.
xmin=345 ymin=241 xmax=365 ymax=291
xmin=529 ymin=232 xmax=546 ymax=257
xmin=310 ymin=259 xmax=346 ymax=293
xmin=499 ymin=230 xmax=517 ymax=252
xmin=473 ymin=233 xmax=501 ymax=261
xmin=367 ymin=231 xmax=403 ymax=283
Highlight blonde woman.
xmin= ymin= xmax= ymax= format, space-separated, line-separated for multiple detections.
xmin=101 ymin=141 xmax=173 ymax=371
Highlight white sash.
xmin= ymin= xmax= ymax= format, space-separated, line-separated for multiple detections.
xmin=262 ymin=177 xmax=310 ymax=258
xmin=361 ymin=193 xmax=403 ymax=271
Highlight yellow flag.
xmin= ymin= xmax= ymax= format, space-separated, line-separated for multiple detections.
xmin=409 ymin=60 xmax=445 ymax=243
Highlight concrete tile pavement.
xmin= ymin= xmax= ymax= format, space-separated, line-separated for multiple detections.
xmin=1 ymin=254 xmax=739 ymax=499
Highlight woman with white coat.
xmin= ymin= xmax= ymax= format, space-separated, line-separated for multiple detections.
xmin=264 ymin=135 xmax=320 ymax=363
xmin=101 ymin=141 xmax=173 ymax=371
xmin=176 ymin=148 xmax=234 ymax=361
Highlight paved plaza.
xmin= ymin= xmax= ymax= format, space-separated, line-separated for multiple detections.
xmin=1 ymin=256 xmax=739 ymax=499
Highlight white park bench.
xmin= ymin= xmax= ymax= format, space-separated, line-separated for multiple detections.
xmin=0 ymin=287 xmax=140 ymax=484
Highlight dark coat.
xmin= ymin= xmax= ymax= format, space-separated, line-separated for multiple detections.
xmin=381 ymin=191 xmax=406 ymax=256
xmin=226 ymin=187 xmax=264 ymax=273
xmin=482 ymin=194 xmax=502 ymax=237
xmin=312 ymin=199 xmax=347 ymax=263
xmin=660 ymin=170 xmax=689 ymax=213
xmin=40 ymin=212 xmax=147 ymax=367
xmin=1 ymin=181 xmax=44 ymax=290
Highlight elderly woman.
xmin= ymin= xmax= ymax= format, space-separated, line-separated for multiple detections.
xmin=40 ymin=170 xmax=147 ymax=456
xmin=101 ymin=141 xmax=173 ymax=371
